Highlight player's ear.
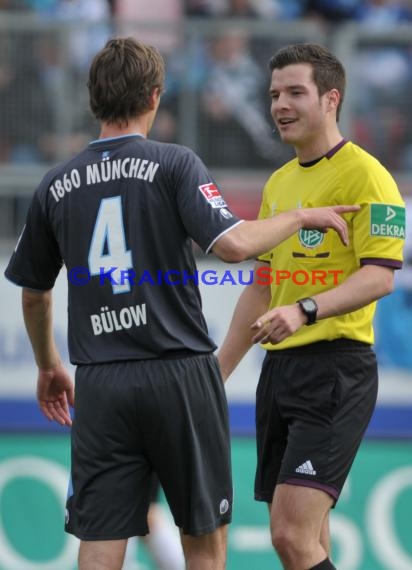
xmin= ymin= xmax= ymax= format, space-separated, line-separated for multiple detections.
xmin=149 ymin=88 xmax=161 ymax=111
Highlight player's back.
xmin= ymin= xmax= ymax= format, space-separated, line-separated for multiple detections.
xmin=17 ymin=135 xmax=221 ymax=363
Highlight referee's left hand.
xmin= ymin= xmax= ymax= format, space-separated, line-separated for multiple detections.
xmin=251 ymin=304 xmax=306 ymax=345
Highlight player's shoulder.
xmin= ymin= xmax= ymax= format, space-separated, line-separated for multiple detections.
xmin=144 ymin=140 xmax=205 ymax=176
xmin=145 ymin=139 xmax=199 ymax=161
xmin=34 ymin=150 xmax=87 ymax=201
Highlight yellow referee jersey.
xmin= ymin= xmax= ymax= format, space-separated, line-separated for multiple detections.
xmin=257 ymin=140 xmax=405 ymax=349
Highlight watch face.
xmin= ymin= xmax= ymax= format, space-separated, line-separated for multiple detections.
xmin=302 ymin=298 xmax=317 ymax=312
xmin=298 ymin=298 xmax=318 ymax=325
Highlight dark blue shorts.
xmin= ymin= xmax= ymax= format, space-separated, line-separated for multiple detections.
xmin=65 ymin=353 xmax=232 ymax=540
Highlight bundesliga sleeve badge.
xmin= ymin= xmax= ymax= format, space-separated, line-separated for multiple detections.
xmin=198 ymin=183 xmax=227 ymax=209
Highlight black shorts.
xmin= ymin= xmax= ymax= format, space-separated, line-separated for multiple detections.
xmin=255 ymin=339 xmax=378 ymax=504
xmin=65 ymin=353 xmax=232 ymax=540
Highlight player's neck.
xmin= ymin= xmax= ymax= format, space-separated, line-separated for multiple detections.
xmin=99 ymin=117 xmax=149 ymax=140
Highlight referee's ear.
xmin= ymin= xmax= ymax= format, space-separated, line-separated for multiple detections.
xmin=325 ymin=87 xmax=340 ymax=120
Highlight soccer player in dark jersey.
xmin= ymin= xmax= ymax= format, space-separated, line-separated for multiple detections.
xmin=218 ymin=43 xmax=405 ymax=570
xmin=5 ymin=38 xmax=358 ymax=570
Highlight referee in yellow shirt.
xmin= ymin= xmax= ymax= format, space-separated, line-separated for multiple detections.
xmin=219 ymin=43 xmax=405 ymax=570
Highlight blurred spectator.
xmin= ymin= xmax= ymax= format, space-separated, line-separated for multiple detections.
xmin=150 ymin=38 xmax=209 ymax=144
xmin=0 ymin=32 xmax=53 ymax=163
xmin=184 ymin=0 xmax=286 ymax=19
xmin=276 ymin=0 xmax=305 ymax=19
xmin=13 ymin=0 xmax=111 ymax=163
xmin=35 ymin=0 xmax=112 ymax=72
xmin=199 ymin=30 xmax=287 ymax=168
xmin=356 ymin=0 xmax=412 ymax=27
xmin=0 ymin=0 xmax=30 ymax=9
xmin=113 ymin=0 xmax=182 ymax=56
xmin=113 ymin=0 xmax=183 ymax=145
xmin=184 ymin=0 xmax=217 ymax=16
xmin=351 ymin=0 xmax=412 ymax=170
xmin=302 ymin=0 xmax=358 ymax=23
xmin=222 ymin=0 xmax=260 ymax=17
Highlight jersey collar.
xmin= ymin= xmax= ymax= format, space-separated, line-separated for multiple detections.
xmin=88 ymin=133 xmax=145 ymax=147
xmin=299 ymin=139 xmax=348 ymax=168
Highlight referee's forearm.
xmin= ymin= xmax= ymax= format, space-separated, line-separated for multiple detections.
xmin=314 ymin=265 xmax=395 ymax=320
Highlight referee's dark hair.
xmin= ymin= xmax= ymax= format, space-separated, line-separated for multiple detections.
xmin=269 ymin=43 xmax=346 ymax=120
xmin=88 ymin=37 xmax=165 ymax=125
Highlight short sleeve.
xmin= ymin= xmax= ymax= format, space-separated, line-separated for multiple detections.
xmin=173 ymin=149 xmax=242 ymax=252
xmin=352 ymin=174 xmax=405 ymax=269
xmin=5 ymin=192 xmax=63 ymax=290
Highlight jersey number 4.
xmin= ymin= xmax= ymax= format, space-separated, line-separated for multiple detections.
xmin=88 ymin=197 xmax=132 ymax=294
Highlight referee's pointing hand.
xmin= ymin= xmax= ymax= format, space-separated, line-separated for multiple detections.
xmin=298 ymin=204 xmax=360 ymax=246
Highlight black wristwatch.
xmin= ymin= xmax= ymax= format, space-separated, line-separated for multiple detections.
xmin=297 ymin=297 xmax=318 ymax=325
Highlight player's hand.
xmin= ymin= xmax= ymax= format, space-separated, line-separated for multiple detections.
xmin=36 ymin=364 xmax=74 ymax=426
xmin=299 ymin=205 xmax=360 ymax=246
xmin=251 ymin=304 xmax=307 ymax=345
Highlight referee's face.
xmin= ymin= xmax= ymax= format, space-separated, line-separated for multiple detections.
xmin=269 ymin=63 xmax=332 ymax=150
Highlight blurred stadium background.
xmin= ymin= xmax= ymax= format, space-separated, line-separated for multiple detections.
xmin=1 ymin=1 xmax=412 ymax=569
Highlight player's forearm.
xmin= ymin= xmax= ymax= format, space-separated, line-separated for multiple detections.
xmin=22 ymin=289 xmax=61 ymax=369
xmin=314 ymin=265 xmax=394 ymax=320
xmin=218 ymin=278 xmax=271 ymax=381
xmin=213 ymin=210 xmax=302 ymax=262
xmin=213 ymin=205 xmax=356 ymax=262
xmin=237 ymin=211 xmax=303 ymax=259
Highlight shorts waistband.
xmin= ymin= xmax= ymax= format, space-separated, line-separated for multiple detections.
xmin=265 ymin=339 xmax=372 ymax=356
xmin=158 ymin=349 xmax=212 ymax=360
xmin=77 ymin=350 xmax=213 ymax=367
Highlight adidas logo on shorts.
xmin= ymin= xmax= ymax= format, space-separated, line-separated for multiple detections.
xmin=295 ymin=460 xmax=317 ymax=476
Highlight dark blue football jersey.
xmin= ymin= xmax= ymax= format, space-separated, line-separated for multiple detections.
xmin=5 ymin=134 xmax=242 ymax=363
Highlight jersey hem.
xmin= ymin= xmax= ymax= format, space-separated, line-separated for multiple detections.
xmin=4 ymin=270 xmax=53 ymax=291
xmin=282 ymin=477 xmax=339 ymax=501
xmin=205 ymin=220 xmax=244 ymax=254
xmin=263 ymin=338 xmax=372 ymax=353
xmin=66 ymin=514 xmax=232 ymax=540
xmin=360 ymin=257 xmax=402 ymax=269
xmin=65 ymin=526 xmax=149 ymax=540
